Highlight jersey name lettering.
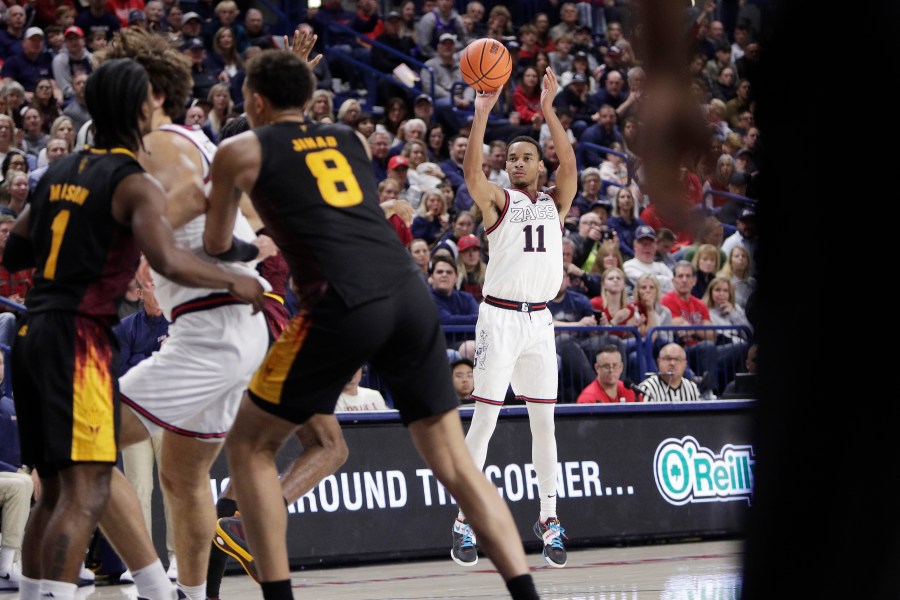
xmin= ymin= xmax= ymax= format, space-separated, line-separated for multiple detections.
xmin=292 ymin=136 xmax=339 ymax=152
xmin=49 ymin=183 xmax=90 ymax=206
xmin=509 ymin=204 xmax=556 ymax=224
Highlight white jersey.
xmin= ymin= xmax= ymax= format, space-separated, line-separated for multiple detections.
xmin=481 ymin=188 xmax=564 ymax=303
xmin=151 ymin=124 xmax=267 ymax=320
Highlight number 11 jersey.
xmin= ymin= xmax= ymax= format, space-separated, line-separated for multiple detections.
xmin=481 ymin=188 xmax=564 ymax=303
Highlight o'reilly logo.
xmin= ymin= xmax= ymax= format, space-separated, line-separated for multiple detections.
xmin=654 ymin=436 xmax=754 ymax=506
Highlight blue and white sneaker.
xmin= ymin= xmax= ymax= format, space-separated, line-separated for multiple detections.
xmin=450 ymin=518 xmax=478 ymax=567
xmin=533 ymin=517 xmax=568 ymax=567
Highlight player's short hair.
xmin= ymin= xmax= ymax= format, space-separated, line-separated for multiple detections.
xmin=86 ymin=58 xmax=149 ymax=151
xmin=245 ymin=50 xmax=314 ymax=111
xmin=97 ymin=28 xmax=193 ymax=121
xmin=507 ymin=135 xmax=542 ymax=161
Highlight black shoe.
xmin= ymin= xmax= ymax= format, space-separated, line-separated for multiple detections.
xmin=450 ymin=518 xmax=478 ymax=567
xmin=533 ymin=517 xmax=568 ymax=567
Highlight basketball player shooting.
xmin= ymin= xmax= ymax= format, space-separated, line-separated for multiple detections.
xmin=450 ymin=67 xmax=578 ymax=568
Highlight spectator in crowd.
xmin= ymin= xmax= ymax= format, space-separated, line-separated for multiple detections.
xmin=562 ymin=236 xmax=600 ymax=298
xmin=638 ymin=343 xmax=701 ymax=402
xmin=623 ymin=225 xmax=674 ymax=293
xmin=415 ymin=0 xmax=465 ymax=59
xmin=412 ymin=94 xmax=438 ymax=127
xmin=1 ymin=149 xmax=29 ymax=184
xmin=721 ymin=207 xmax=757 ymax=273
xmin=61 ymin=71 xmax=90 ymax=131
xmin=548 ymin=268 xmax=598 ymax=403
xmin=116 ymin=276 xmax=142 ymax=320
xmin=598 ymin=140 xmax=629 ymax=194
xmin=654 ymin=228 xmax=678 ymax=270
xmin=179 ymin=11 xmax=203 ymax=46
xmin=205 ymin=82 xmax=234 ymax=141
xmin=455 ymin=233 xmax=485 ymax=303
xmin=705 ymin=40 xmax=736 ymax=82
xmin=577 ymin=345 xmax=640 ymax=403
xmin=434 ymin=209 xmax=475 ymax=258
xmin=701 ymin=153 xmax=735 ymax=210
xmin=411 ymin=188 xmax=449 ymax=246
xmin=397 ymin=0 xmax=418 ymax=41
xmin=20 ymin=107 xmax=48 ymax=159
xmin=0 ymin=27 xmax=54 ymax=94
xmin=717 ymin=245 xmax=755 ymax=310
xmin=661 ymin=261 xmax=719 ymax=392
xmin=0 ymin=351 xmax=34 ymax=592
xmin=377 ymin=177 xmax=414 ymax=246
xmin=28 ymin=136 xmax=68 ymax=189
xmin=304 ymin=89 xmax=334 ymax=124
xmin=370 ymin=10 xmax=416 ymax=106
xmin=76 ymin=0 xmax=121 ymax=42
xmin=439 ymin=133 xmax=467 ymax=191
xmin=632 ymin=273 xmax=674 ymax=360
xmin=450 ymin=357 xmax=475 ymax=403
xmin=385 ymin=154 xmax=421 ymax=207
xmin=512 ymin=65 xmax=542 ymax=125
xmin=586 ymin=239 xmax=625 ymax=283
xmin=203 ymin=0 xmax=248 ymax=53
xmin=143 ymin=1 xmax=165 ymax=33
xmin=163 ymin=5 xmax=186 ymax=45
xmin=484 ymin=5 xmax=512 ymax=41
xmin=549 ymin=33 xmax=576 ymax=76
xmin=549 ymin=2 xmax=579 ymax=42
xmin=420 ymin=33 xmax=473 ymax=115
xmin=2 ymin=82 xmax=26 ymax=130
xmin=726 ymin=79 xmax=753 ymax=130
xmin=354 ymin=111 xmax=375 ymax=137
xmin=615 ymin=66 xmax=645 ymax=123
xmin=578 ymin=104 xmax=624 ymax=167
xmin=589 ymin=266 xmax=639 ymax=374
xmin=368 ymin=129 xmax=392 ymax=181
xmin=690 ymin=243 xmax=721 ymax=299
xmin=336 ymin=98 xmax=361 ymax=128
xmin=567 ymin=210 xmax=604 ymax=268
xmin=429 ymin=254 xmax=479 ymax=352
xmin=589 ymin=68 xmax=627 ymax=112
xmin=607 ymin=185 xmax=644 ymax=260
xmin=711 ymin=66 xmax=737 ymax=102
xmin=28 ymin=78 xmax=61 ymax=134
xmin=0 ymin=116 xmax=18 ymax=166
xmin=553 ymin=72 xmax=593 ymax=137
xmin=702 ymin=276 xmax=752 ymax=344
xmin=379 ymin=96 xmax=409 ymax=139
xmin=183 ymin=37 xmax=217 ymax=101
xmin=335 ymin=367 xmax=389 ymax=411
xmin=401 ymin=139 xmax=430 ymax=174
xmin=1 ymin=171 xmax=29 ymax=216
xmin=0 ymin=5 xmax=28 ymax=59
xmin=409 ymin=237 xmax=431 ymax=283
xmin=426 ymin=124 xmax=448 ymax=162
xmin=52 ymin=25 xmax=93 ymax=101
xmin=389 ymin=118 xmax=427 ymax=157
xmin=208 ymin=26 xmax=243 ymax=83
xmin=243 ymin=8 xmax=273 ymax=49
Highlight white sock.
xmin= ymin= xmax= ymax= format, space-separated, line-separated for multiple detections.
xmin=177 ymin=581 xmax=207 ymax=600
xmin=132 ymin=559 xmax=175 ymax=600
xmin=539 ymin=511 xmax=557 ymax=523
xmin=526 ymin=402 xmax=559 ymax=517
xmin=19 ymin=575 xmax=41 ymax=600
xmin=39 ymin=579 xmax=77 ymax=599
xmin=0 ymin=546 xmax=15 ymax=573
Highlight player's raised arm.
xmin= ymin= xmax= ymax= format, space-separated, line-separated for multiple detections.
xmin=541 ymin=67 xmax=577 ymax=221
xmin=464 ymin=90 xmax=506 ymax=227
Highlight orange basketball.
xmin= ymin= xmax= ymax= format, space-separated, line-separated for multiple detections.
xmin=459 ymin=38 xmax=512 ymax=93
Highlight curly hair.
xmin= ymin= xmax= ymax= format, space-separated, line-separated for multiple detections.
xmin=95 ymin=28 xmax=193 ymax=120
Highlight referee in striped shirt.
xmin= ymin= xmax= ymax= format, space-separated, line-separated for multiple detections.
xmin=637 ymin=343 xmax=701 ymax=402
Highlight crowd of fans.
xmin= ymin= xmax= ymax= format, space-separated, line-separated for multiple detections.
xmin=0 ymin=0 xmax=764 ymax=406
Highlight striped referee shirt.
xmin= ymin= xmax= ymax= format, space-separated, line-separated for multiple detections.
xmin=637 ymin=375 xmax=701 ymax=402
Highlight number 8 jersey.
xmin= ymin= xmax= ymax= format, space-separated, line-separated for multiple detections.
xmin=249 ymin=121 xmax=417 ymax=308
xmin=481 ymin=188 xmax=564 ymax=303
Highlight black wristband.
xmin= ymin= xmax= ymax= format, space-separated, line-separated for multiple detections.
xmin=209 ymin=236 xmax=260 ymax=262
